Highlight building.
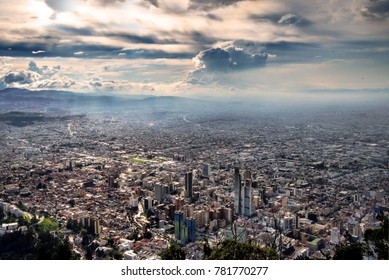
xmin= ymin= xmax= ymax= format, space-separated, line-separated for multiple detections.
xmin=234 ymin=167 xmax=242 ymax=215
xmin=242 ymin=171 xmax=254 ymax=217
xmin=202 ymin=163 xmax=211 ymax=178
xmin=154 ymin=183 xmax=163 ymax=203
xmin=330 ymin=227 xmax=340 ymax=245
xmin=174 ymin=211 xmax=184 ymax=241
xmin=185 ymin=172 xmax=193 ymax=199
xmin=186 ymin=217 xmax=196 ymax=243
xmin=79 ymin=217 xmax=101 ymax=235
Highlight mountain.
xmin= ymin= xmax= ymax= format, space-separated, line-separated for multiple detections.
xmin=0 ymin=88 xmax=207 ymax=114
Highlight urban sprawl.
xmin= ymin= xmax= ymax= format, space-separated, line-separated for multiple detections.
xmin=1 ymin=109 xmax=388 ymax=259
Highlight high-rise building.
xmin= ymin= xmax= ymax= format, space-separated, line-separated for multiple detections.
xmin=79 ymin=217 xmax=100 ymax=235
xmin=202 ymin=163 xmax=211 ymax=178
xmin=242 ymin=178 xmax=254 ymax=217
xmin=91 ymin=218 xmax=101 ymax=235
xmin=174 ymin=212 xmax=196 ymax=245
xmin=234 ymin=167 xmax=242 ymax=215
xmin=185 ymin=172 xmax=193 ymax=199
xmin=187 ymin=218 xmax=196 ymax=243
xmin=174 ymin=211 xmax=184 ymax=241
xmin=143 ymin=196 xmax=153 ymax=211
xmin=261 ymin=187 xmax=267 ymax=205
xmin=154 ymin=182 xmax=163 ymax=203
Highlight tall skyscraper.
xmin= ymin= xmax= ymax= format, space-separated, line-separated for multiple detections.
xmin=154 ymin=182 xmax=163 ymax=203
xmin=242 ymin=177 xmax=254 ymax=217
xmin=234 ymin=167 xmax=242 ymax=215
xmin=186 ymin=217 xmax=196 ymax=243
xmin=174 ymin=211 xmax=184 ymax=241
xmin=185 ymin=172 xmax=193 ymax=199
xmin=202 ymin=163 xmax=211 ymax=178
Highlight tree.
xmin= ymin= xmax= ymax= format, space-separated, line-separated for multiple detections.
xmin=364 ymin=215 xmax=389 ymax=260
xmin=333 ymin=243 xmax=365 ymax=260
xmin=160 ymin=242 xmax=186 ymax=260
xmin=207 ymin=239 xmax=278 ymax=260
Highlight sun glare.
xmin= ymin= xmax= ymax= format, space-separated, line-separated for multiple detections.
xmin=29 ymin=1 xmax=53 ymax=24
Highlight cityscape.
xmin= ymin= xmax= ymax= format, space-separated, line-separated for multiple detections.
xmin=0 ymin=0 xmax=389 ymax=261
xmin=0 ymin=90 xmax=388 ymax=259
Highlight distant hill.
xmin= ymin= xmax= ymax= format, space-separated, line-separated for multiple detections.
xmin=0 ymin=88 xmax=207 ymax=114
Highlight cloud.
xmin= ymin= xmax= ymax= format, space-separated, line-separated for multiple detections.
xmin=143 ymin=0 xmax=191 ymax=13
xmin=44 ymin=0 xmax=76 ymax=20
xmin=32 ymin=50 xmax=46 ymax=54
xmin=28 ymin=61 xmax=61 ymax=77
xmin=106 ymin=32 xmax=177 ymax=44
xmin=361 ymin=0 xmax=389 ymax=20
xmin=193 ymin=43 xmax=268 ymax=72
xmin=0 ymin=59 xmax=188 ymax=94
xmin=144 ymin=0 xmax=159 ymax=7
xmin=186 ymin=41 xmax=269 ymax=85
xmin=44 ymin=0 xmax=73 ymax=12
xmin=2 ymin=70 xmax=41 ymax=86
xmin=93 ymin=0 xmax=126 ymax=6
xmin=0 ymin=41 xmax=119 ymax=58
xmin=115 ymin=49 xmax=192 ymax=59
xmin=189 ymin=0 xmax=246 ymax=11
xmin=28 ymin=61 xmax=42 ymax=74
xmin=278 ymin=13 xmax=303 ymax=25
xmin=143 ymin=0 xmax=245 ymax=12
xmin=0 ymin=61 xmax=66 ymax=89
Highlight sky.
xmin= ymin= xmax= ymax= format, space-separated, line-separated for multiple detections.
xmin=0 ymin=0 xmax=388 ymax=99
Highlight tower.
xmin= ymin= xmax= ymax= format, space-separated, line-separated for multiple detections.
xmin=174 ymin=211 xmax=184 ymax=241
xmin=234 ymin=167 xmax=242 ymax=215
xmin=242 ymin=171 xmax=253 ymax=217
xmin=154 ymin=183 xmax=163 ymax=203
xmin=202 ymin=163 xmax=211 ymax=178
xmin=185 ymin=172 xmax=193 ymax=199
xmin=187 ymin=217 xmax=196 ymax=243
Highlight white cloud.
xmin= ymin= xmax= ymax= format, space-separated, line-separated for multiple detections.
xmin=32 ymin=50 xmax=46 ymax=54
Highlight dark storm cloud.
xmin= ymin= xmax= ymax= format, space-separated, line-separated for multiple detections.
xmin=361 ymin=0 xmax=389 ymax=19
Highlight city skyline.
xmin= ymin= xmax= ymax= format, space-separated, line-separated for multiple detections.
xmin=0 ymin=0 xmax=388 ymax=263
xmin=0 ymin=0 xmax=388 ymax=100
